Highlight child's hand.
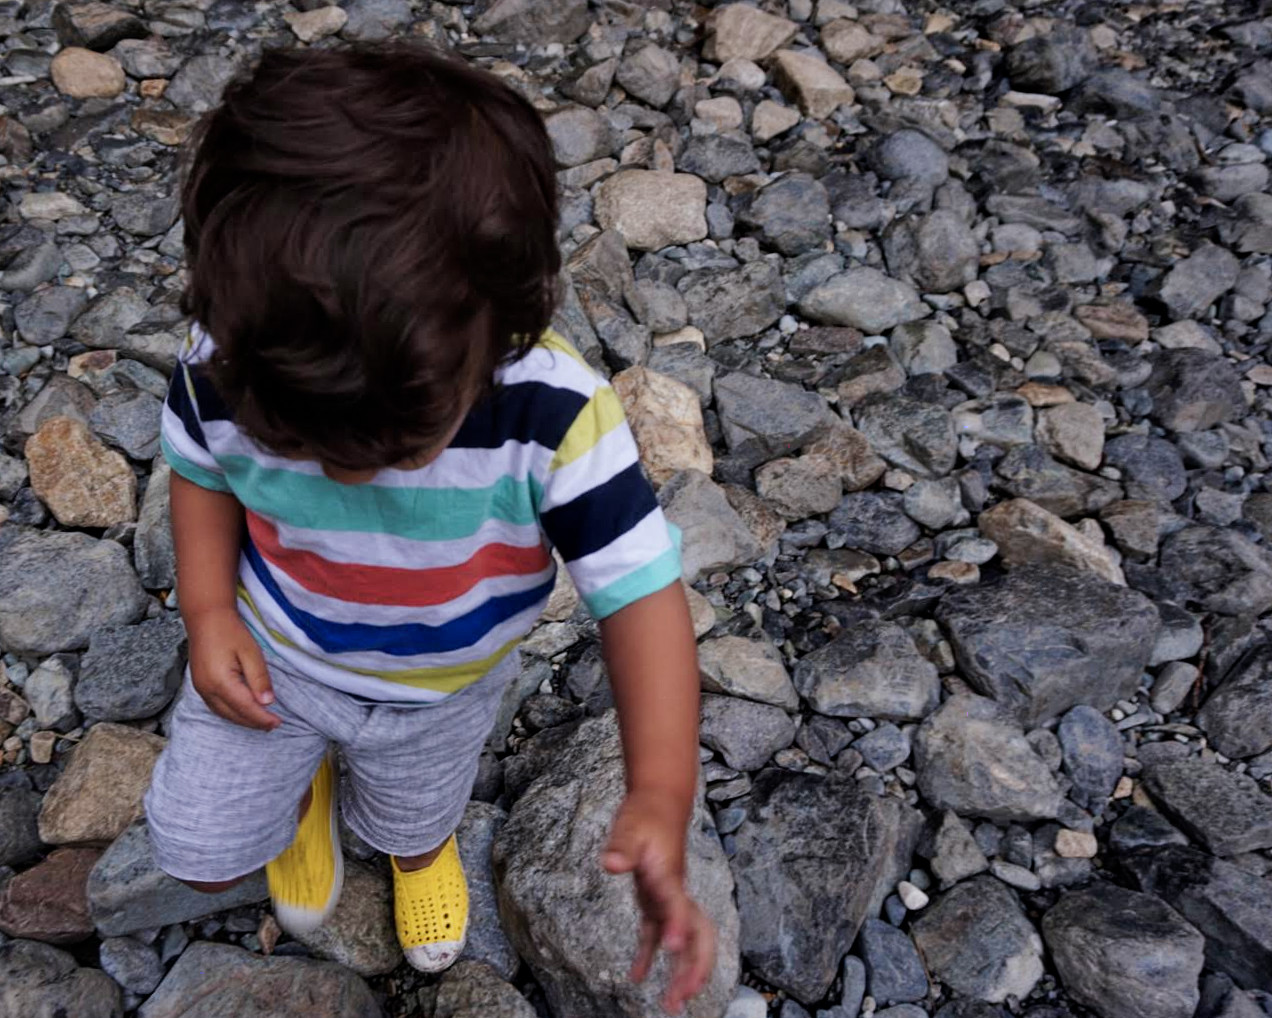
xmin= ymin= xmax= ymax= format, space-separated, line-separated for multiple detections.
xmin=186 ymin=608 xmax=280 ymax=731
xmin=602 ymin=791 xmax=716 ymax=1014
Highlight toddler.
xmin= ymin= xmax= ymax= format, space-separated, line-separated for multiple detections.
xmin=144 ymin=44 xmax=713 ymax=1011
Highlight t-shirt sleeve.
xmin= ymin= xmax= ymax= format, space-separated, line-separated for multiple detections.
xmin=537 ymin=380 xmax=682 ymax=620
xmin=159 ymin=331 xmax=233 ymax=493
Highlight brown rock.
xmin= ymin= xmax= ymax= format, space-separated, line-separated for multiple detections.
xmin=756 ymin=455 xmax=842 ymax=521
xmin=595 ymin=171 xmax=708 ymax=252
xmin=131 ymin=108 xmax=196 ymax=146
xmin=612 ymin=367 xmax=713 ymax=488
xmin=1017 ymin=382 xmax=1076 ymax=408
xmin=804 ymin=418 xmax=887 ymax=491
xmin=723 ymin=483 xmax=787 ymax=552
xmin=822 ymin=20 xmax=886 ymax=63
xmin=38 ymin=722 xmax=165 ymax=846
xmin=930 ymin=560 xmax=980 ymax=585
xmin=979 ymin=498 xmax=1125 ymax=585
xmin=284 ymin=5 xmax=348 ymax=42
xmin=1036 ymin=402 xmax=1105 ymax=471
xmin=0 ymin=116 xmax=34 ymax=164
xmin=53 ymin=2 xmax=146 ymax=50
xmin=773 ymin=49 xmax=855 ymax=119
xmin=1075 ymin=303 xmax=1150 ymax=343
xmin=139 ymin=78 xmax=168 ymax=100
xmin=705 ymin=4 xmax=799 ymax=62
xmin=51 ymin=47 xmax=126 ymax=98
xmin=0 ymin=847 xmax=102 ymax=944
xmin=25 ymin=416 xmax=137 ymax=528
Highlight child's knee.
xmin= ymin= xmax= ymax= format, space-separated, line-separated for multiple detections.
xmin=181 ymin=875 xmax=246 ymax=894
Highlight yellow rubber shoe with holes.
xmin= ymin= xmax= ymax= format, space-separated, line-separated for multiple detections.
xmin=266 ymin=752 xmax=344 ymax=935
xmin=393 ymin=834 xmax=469 ymax=973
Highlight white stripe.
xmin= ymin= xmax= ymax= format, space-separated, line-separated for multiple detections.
xmin=240 ymin=561 xmax=547 ymax=672
xmin=497 ymin=343 xmax=602 ymax=397
xmin=260 ymin=553 xmax=556 ymax=627
xmin=565 ymin=508 xmax=675 ymax=596
xmin=257 ymin=642 xmax=450 ymax=703
xmin=538 ymin=422 xmax=641 ymax=513
xmin=268 ymin=516 xmax=548 ymax=567
xmin=160 ymin=404 xmax=223 ymax=473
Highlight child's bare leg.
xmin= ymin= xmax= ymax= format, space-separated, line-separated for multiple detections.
xmin=182 ymin=786 xmax=315 ymax=893
xmin=393 ymin=840 xmax=448 ymax=872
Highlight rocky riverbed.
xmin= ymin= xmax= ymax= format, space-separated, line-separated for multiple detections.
xmin=3 ymin=0 xmax=1272 ymax=1016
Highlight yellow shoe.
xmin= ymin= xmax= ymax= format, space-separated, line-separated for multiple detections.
xmin=266 ymin=752 xmax=343 ymax=935
xmin=392 ymin=835 xmax=469 ymax=973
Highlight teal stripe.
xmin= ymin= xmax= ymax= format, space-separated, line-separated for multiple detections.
xmin=219 ymin=455 xmax=542 ymax=540
xmin=161 ymin=436 xmax=233 ymax=493
xmin=584 ymin=545 xmax=682 ymax=620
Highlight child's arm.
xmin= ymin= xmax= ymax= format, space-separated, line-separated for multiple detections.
xmin=171 ymin=473 xmax=279 ymax=730
xmin=598 ymin=581 xmax=715 ymax=1014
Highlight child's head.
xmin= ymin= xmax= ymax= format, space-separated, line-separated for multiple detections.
xmin=181 ymin=45 xmax=560 ymax=471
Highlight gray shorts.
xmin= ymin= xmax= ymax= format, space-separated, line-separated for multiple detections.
xmin=144 ymin=653 xmax=516 ymax=883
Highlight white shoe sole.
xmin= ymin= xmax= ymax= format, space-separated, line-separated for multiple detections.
xmin=271 ymin=762 xmax=345 ymax=937
xmin=403 ymin=922 xmax=468 ymax=974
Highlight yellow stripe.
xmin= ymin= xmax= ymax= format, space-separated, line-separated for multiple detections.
xmin=537 ymin=327 xmax=588 ymax=365
xmin=236 ymin=586 xmax=518 ymax=693
xmin=550 ymin=385 xmax=625 ymax=471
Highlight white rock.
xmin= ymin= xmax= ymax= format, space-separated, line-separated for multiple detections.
xmin=1053 ymin=828 xmax=1098 ymax=859
xmin=705 ymin=4 xmax=799 ymax=62
xmin=19 ymin=192 xmax=88 ymax=221
xmin=750 ymin=99 xmax=802 ymax=142
xmin=898 ymin=880 xmax=930 ymax=910
xmin=595 ymin=171 xmax=708 ymax=252
xmin=283 ymin=5 xmax=348 ymax=42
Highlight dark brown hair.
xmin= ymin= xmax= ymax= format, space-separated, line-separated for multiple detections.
xmin=181 ymin=45 xmax=560 ymax=470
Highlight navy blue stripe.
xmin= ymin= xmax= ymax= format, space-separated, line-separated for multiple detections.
xmin=541 ymin=462 xmax=658 ymax=562
xmin=165 ymin=365 xmax=210 ymax=451
xmin=243 ymin=538 xmax=555 ymax=656
xmin=186 ymin=363 xmax=233 ymax=422
xmin=453 ymin=381 xmax=589 ymax=451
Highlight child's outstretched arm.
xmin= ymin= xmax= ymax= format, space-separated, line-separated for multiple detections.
xmin=171 ymin=473 xmax=279 ymax=731
xmin=598 ymin=581 xmax=716 ymax=1014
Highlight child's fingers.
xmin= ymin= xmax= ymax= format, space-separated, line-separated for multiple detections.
xmin=602 ymin=810 xmax=647 ymax=874
xmin=236 ymin=642 xmax=275 ymax=706
xmin=629 ymin=916 xmax=658 ymax=984
xmin=664 ymin=907 xmax=715 ymax=1013
xmin=212 ymin=675 xmax=280 ymax=731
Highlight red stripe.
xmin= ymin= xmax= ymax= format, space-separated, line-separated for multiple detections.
xmin=245 ymin=512 xmax=551 ymax=607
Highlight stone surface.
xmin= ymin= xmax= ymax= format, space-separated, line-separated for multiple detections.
xmin=793 ymin=620 xmax=940 ymax=721
xmin=294 ymin=859 xmax=400 ymax=976
xmin=978 ymin=497 xmax=1124 ymax=584
xmin=1036 ymin=402 xmax=1105 ymax=471
xmin=165 ymin=54 xmax=238 ymax=113
xmin=739 ymin=174 xmax=832 ymax=256
xmin=284 ymin=5 xmax=347 ymax=41
xmin=1198 ymin=645 xmax=1272 ymax=759
xmin=679 ymin=262 xmax=786 ymax=345
xmin=51 ymin=47 xmax=125 ymax=97
xmin=1158 ymin=244 xmax=1241 ymax=319
xmin=75 ymin=616 xmax=186 ymax=722
xmin=88 ymin=819 xmax=268 ymax=936
xmin=828 ymin=491 xmax=922 ymax=556
xmin=936 ymin=566 xmax=1159 ymax=726
xmin=472 ymin=0 xmax=589 ymax=44
xmin=433 ymin=961 xmax=537 ymax=1018
xmin=700 ymin=694 xmax=796 ymax=771
xmin=1043 ymin=885 xmax=1204 ymax=1018
xmin=914 ymin=694 xmax=1064 ymax=822
xmin=138 ymin=941 xmax=381 ymax=1018
xmin=1142 ymin=759 xmax=1272 ymax=856
xmin=616 ymin=43 xmax=680 ymax=108
xmin=0 ymin=939 xmax=122 ymax=1018
xmin=1147 ymin=349 xmax=1245 ymax=433
xmin=135 ymin=459 xmax=175 ymax=589
xmin=773 ymin=49 xmax=855 ymax=119
xmin=595 ymin=172 xmax=708 ymax=251
xmin=38 ymin=723 xmax=166 ymax=845
xmin=493 ymin=712 xmax=740 ymax=1018
xmin=706 ymin=5 xmax=798 ymax=62
xmin=698 ymin=635 xmax=798 ymax=709
xmin=800 ymin=268 xmax=928 ymax=334
xmin=854 ymin=394 xmax=956 ymax=479
xmin=0 ymin=785 xmax=43 ymax=867
xmin=1057 ymin=705 xmax=1123 ymax=810
xmin=714 ymin=371 xmax=831 ymax=468
xmin=0 ymin=529 xmax=148 ymax=654
xmin=912 ymin=876 xmax=1044 ymax=1003
xmin=0 ymin=846 xmax=101 ymax=944
xmin=456 ymin=801 xmax=519 ymax=980
xmin=918 ymin=810 xmax=989 ymax=889
xmin=1159 ymin=526 xmax=1272 ymax=616
xmin=25 ymin=416 xmax=137 ymax=528
xmin=858 ymin=919 xmax=929 ymax=1005
xmin=731 ymin=769 xmax=921 ymax=1003
xmin=658 ymin=470 xmax=767 ymax=582
xmin=612 ymin=367 xmax=712 ymax=486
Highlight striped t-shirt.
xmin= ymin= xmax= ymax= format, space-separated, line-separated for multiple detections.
xmin=160 ymin=326 xmax=681 ymax=704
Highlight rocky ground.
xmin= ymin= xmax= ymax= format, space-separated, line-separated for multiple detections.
xmin=2 ymin=0 xmax=1272 ymax=1016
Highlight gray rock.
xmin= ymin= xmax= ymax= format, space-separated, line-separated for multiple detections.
xmin=88 ymin=820 xmax=268 ymax=936
xmin=1159 ymin=526 xmax=1272 ymax=616
xmin=889 ymin=210 xmax=980 ymax=293
xmin=872 ymin=130 xmax=949 ymax=187
xmin=0 ymin=453 xmax=28 ymax=501
xmin=433 ymin=961 xmax=537 ymax=1018
xmin=1142 ymin=759 xmax=1272 ymax=856
xmin=338 ymin=0 xmax=411 ymax=40
xmin=26 ymin=657 xmax=78 ymax=731
xmin=917 ymin=810 xmax=989 ymax=889
xmin=0 ymin=785 xmax=43 ymax=868
xmin=678 ymin=261 xmax=786 ymax=344
xmin=54 ymin=2 xmax=146 ymax=49
xmin=1103 ymin=434 xmax=1187 ymax=502
xmin=739 ymin=173 xmax=832 ymax=256
xmin=903 ymin=476 xmax=962 ymax=529
xmin=853 ymin=723 xmax=911 ymax=772
xmin=934 ymin=1005 xmax=1009 ymax=1018
xmin=1125 ymin=845 xmax=1272 ymax=993
xmin=294 ymin=859 xmax=400 ymax=977
xmin=0 ymin=237 xmax=64 ymax=293
xmin=914 ymin=694 xmax=1064 ymax=822
xmin=731 ymin=768 xmax=921 ymax=1003
xmin=111 ymin=191 xmax=180 ymax=238
xmin=0 ymin=529 xmax=149 ymax=655
xmin=1157 ymin=245 xmax=1241 ymax=319
xmin=912 ymin=876 xmax=1044 ymax=1003
xmin=793 ymin=620 xmax=939 ymax=721
xmin=76 ymin=616 xmax=185 ymax=723
xmin=891 ymin=321 xmax=957 ymax=376
xmin=165 ymin=54 xmax=238 ymax=113
xmin=456 ymin=801 xmax=518 ymax=980
xmin=854 ymin=393 xmax=957 ymax=478
xmin=658 ymin=469 xmax=768 ymax=582
xmin=472 ymin=0 xmax=589 ymax=43
xmin=699 ymin=635 xmax=799 ymax=709
xmin=1043 ymin=885 xmax=1204 ymax=1018
xmin=1006 ymin=27 xmax=1096 ymax=93
xmin=936 ymin=566 xmax=1160 ymax=726
xmin=646 ymin=342 xmax=715 ymax=404
xmin=138 ymin=941 xmax=381 ymax=1018
xmin=616 ymin=43 xmax=680 ymax=109
xmin=799 ymin=268 xmax=929 ymax=334
xmin=835 ymin=346 xmax=906 ymax=407
xmin=678 ymin=134 xmax=762 ymax=183
xmin=135 ymin=459 xmax=175 ymax=589
xmin=858 ymin=919 xmax=928 ymax=1005
xmin=1198 ymin=645 xmax=1272 ymax=759
xmin=492 ymin=712 xmax=740 ymax=1018
xmin=111 ymin=38 xmax=183 ymax=78
xmin=700 ymin=694 xmax=796 ymax=771
xmin=1057 ymin=705 xmax=1124 ymax=810
xmin=1147 ymin=349 xmax=1245 ymax=433
xmin=1151 ymin=662 xmax=1199 ymax=716
xmin=630 ymin=279 xmax=688 ymax=334
xmin=14 ymin=286 xmax=89 ymax=344
xmin=89 ymin=390 xmax=163 ymax=460
xmin=99 ymin=936 xmax=164 ymax=995
xmin=1108 ymin=806 xmax=1189 ymax=855
xmin=0 ymin=939 xmax=122 ymax=1018
xmin=828 ymin=492 xmax=922 ymax=557
xmin=714 ymin=371 xmax=830 ymax=468
xmin=995 ymin=445 xmax=1124 ymax=518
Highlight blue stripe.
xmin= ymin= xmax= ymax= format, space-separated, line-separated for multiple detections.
xmin=185 ymin=362 xmax=233 ymax=422
xmin=243 ymin=538 xmax=555 ymax=656
xmin=166 ymin=366 xmax=211 ymax=450
xmin=541 ymin=462 xmax=659 ymax=562
xmin=453 ymin=380 xmax=588 ymax=451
